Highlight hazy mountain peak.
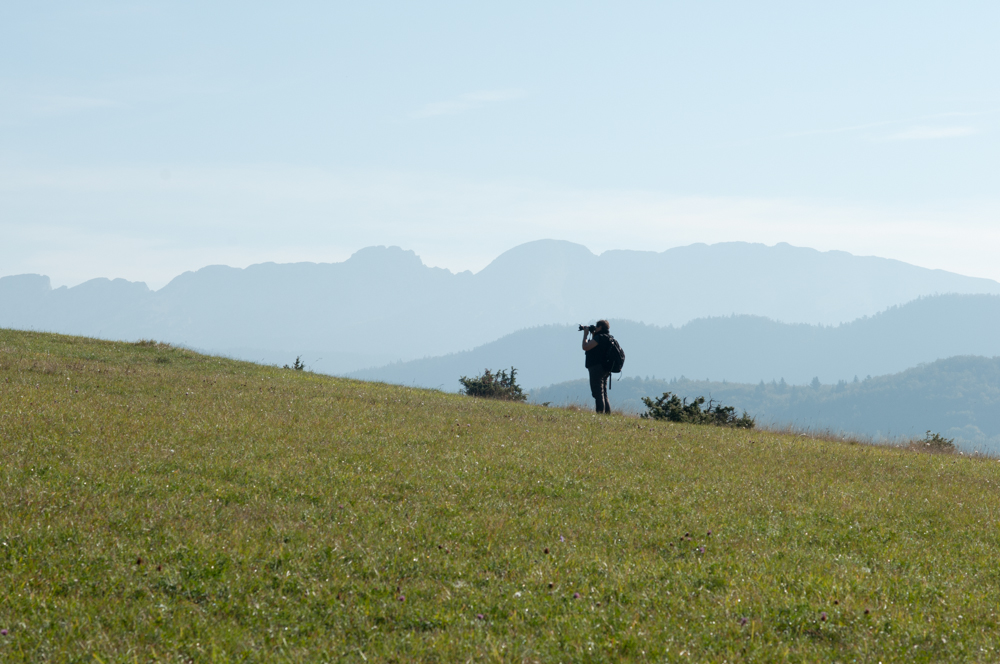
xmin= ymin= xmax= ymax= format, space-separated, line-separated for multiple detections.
xmin=71 ymin=277 xmax=150 ymax=294
xmin=159 ymin=265 xmax=244 ymax=294
xmin=346 ymin=245 xmax=424 ymax=270
xmin=478 ymin=239 xmax=596 ymax=276
xmin=0 ymin=274 xmax=51 ymax=295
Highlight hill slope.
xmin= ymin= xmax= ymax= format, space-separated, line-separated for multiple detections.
xmin=351 ymin=293 xmax=1000 ymax=389
xmin=2 ymin=329 xmax=1000 ymax=661
xmin=3 ymin=240 xmax=999 ymax=374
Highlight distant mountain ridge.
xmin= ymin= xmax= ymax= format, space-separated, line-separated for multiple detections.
xmin=349 ymin=294 xmax=1000 ymax=389
xmin=2 ymin=240 xmax=999 ymax=374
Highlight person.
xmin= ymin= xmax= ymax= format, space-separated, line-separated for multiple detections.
xmin=582 ymin=319 xmax=612 ymax=414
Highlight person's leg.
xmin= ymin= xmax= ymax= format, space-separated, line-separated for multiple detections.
xmin=601 ymin=372 xmax=611 ymax=414
xmin=589 ymin=368 xmax=605 ymax=413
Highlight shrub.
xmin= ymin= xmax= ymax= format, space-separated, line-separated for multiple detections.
xmin=459 ymin=367 xmax=527 ymax=402
xmin=283 ymin=356 xmax=306 ymax=371
xmin=641 ymin=392 xmax=755 ymax=429
xmin=921 ymin=430 xmax=955 ymax=452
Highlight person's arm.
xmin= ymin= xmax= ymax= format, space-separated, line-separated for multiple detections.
xmin=582 ymin=328 xmax=598 ymax=351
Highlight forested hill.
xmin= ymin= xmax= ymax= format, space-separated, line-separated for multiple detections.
xmin=529 ymin=355 xmax=1000 ymax=453
xmin=350 ymin=293 xmax=1000 ymax=389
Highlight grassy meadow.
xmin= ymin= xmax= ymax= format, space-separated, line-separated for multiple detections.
xmin=2 ymin=329 xmax=1000 ymax=662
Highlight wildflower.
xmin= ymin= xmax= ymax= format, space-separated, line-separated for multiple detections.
xmin=136 ymin=557 xmax=143 ymax=566
xmin=476 ymin=614 xmax=485 ymax=620
xmin=820 ymin=612 xmax=827 ymax=621
xmin=697 ymin=546 xmax=705 ymax=554
xmin=560 ymin=535 xmax=565 ymax=542
xmin=833 ymin=600 xmax=839 ymax=605
xmin=573 ymin=592 xmax=581 ymax=599
xmin=864 ymin=609 xmax=870 ymax=615
xmin=544 ymin=548 xmax=549 ymax=554
xmin=397 ymin=595 xmax=405 ymax=602
xmin=707 ymin=531 xmax=712 ymax=536
xmin=548 ymin=582 xmax=554 ymax=589
xmin=738 ymin=617 xmax=748 ymax=626
xmin=1 ymin=629 xmax=7 ymax=636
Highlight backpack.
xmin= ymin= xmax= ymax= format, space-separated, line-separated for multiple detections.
xmin=603 ymin=334 xmax=625 ymax=374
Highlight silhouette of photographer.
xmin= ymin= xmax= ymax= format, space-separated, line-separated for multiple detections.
xmin=581 ymin=319 xmax=612 ymax=414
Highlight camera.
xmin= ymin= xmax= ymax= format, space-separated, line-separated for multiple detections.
xmin=578 ymin=324 xmax=596 ymax=332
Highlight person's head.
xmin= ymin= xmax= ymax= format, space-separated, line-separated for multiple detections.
xmin=595 ymin=319 xmax=610 ymax=333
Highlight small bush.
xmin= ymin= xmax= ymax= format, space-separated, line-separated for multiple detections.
xmin=641 ymin=392 xmax=755 ymax=429
xmin=459 ymin=367 xmax=526 ymax=402
xmin=135 ymin=339 xmax=171 ymax=349
xmin=283 ymin=356 xmax=306 ymax=371
xmin=920 ymin=430 xmax=955 ymax=452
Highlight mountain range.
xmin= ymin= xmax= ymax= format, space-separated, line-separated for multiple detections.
xmin=349 ymin=294 xmax=1000 ymax=389
xmin=2 ymin=240 xmax=998 ymax=375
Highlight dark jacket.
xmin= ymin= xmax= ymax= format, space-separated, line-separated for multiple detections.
xmin=585 ymin=332 xmax=611 ymax=370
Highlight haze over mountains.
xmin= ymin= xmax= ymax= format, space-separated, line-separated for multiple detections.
xmin=2 ymin=240 xmax=999 ymax=375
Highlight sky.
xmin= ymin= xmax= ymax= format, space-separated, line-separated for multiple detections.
xmin=2 ymin=1 xmax=999 ymax=289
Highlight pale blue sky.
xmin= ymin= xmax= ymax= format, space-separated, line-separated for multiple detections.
xmin=2 ymin=1 xmax=998 ymax=287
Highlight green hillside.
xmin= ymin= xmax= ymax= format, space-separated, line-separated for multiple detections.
xmin=2 ymin=330 xmax=1000 ymax=662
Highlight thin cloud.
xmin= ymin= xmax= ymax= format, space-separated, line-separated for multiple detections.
xmin=925 ymin=109 xmax=999 ymax=119
xmin=413 ymin=89 xmax=524 ymax=118
xmin=884 ymin=125 xmax=977 ymax=141
xmin=777 ymin=119 xmax=898 ymax=140
xmin=0 ymin=93 xmax=119 ymax=125
xmin=35 ymin=95 xmax=118 ymax=115
xmin=770 ymin=108 xmax=997 ymax=142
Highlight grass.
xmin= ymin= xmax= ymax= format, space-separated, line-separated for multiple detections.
xmin=2 ymin=329 xmax=1000 ymax=662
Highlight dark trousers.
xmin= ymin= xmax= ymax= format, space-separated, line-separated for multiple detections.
xmin=589 ymin=367 xmax=611 ymax=414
